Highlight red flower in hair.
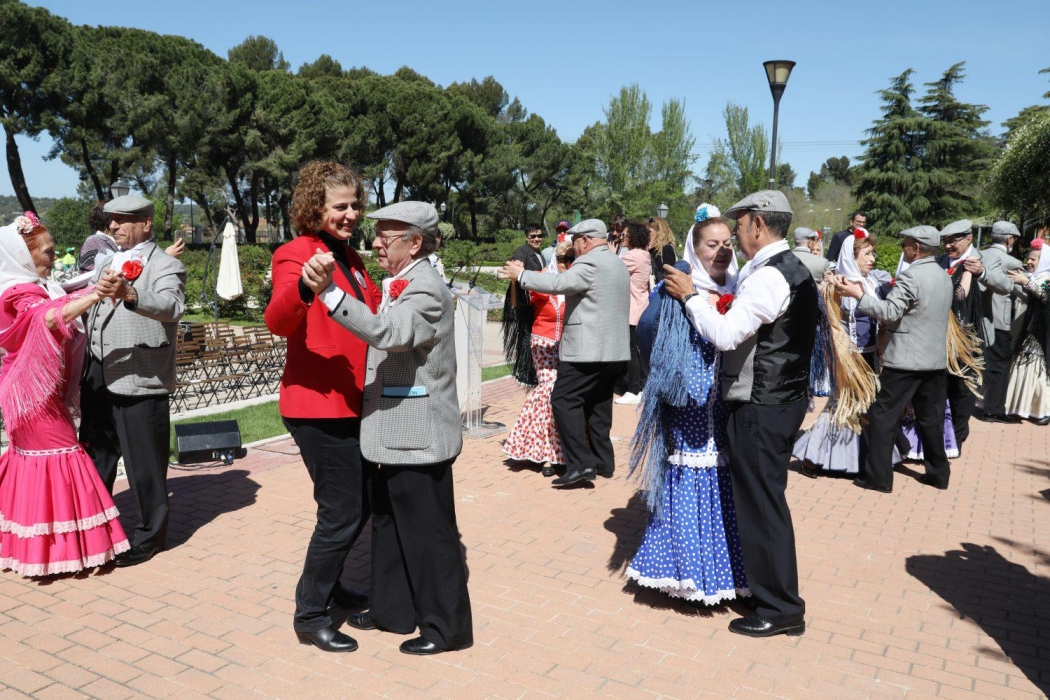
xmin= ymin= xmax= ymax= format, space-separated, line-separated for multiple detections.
xmin=1031 ymin=238 xmax=1044 ymax=250
xmin=853 ymin=227 xmax=869 ymax=240
xmin=389 ymin=279 xmax=409 ymax=300
xmin=716 ymin=293 xmax=735 ymax=315
xmin=121 ymin=260 xmax=144 ymax=282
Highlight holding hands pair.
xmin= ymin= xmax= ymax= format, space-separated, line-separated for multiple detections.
xmin=302 ymin=250 xmax=336 ymax=294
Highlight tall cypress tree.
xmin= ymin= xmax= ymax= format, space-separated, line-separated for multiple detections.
xmin=916 ymin=62 xmax=997 ymax=225
xmin=852 ymin=70 xmax=930 ymax=235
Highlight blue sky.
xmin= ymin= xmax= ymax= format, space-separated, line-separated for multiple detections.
xmin=5 ymin=0 xmax=1049 ymax=199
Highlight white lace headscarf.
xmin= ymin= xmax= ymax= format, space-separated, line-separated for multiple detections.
xmin=0 ymin=222 xmax=66 ymax=300
xmin=837 ymin=228 xmax=876 ymax=349
xmin=682 ymin=203 xmax=739 ymax=294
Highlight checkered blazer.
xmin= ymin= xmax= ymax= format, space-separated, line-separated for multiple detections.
xmin=85 ymin=242 xmax=187 ymax=396
xmin=327 ymin=260 xmax=461 ymax=465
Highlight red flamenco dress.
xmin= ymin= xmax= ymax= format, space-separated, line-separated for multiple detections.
xmin=0 ymin=284 xmax=129 ymax=576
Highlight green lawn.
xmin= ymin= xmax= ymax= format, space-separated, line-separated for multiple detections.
xmin=482 ymin=363 xmax=512 ymax=382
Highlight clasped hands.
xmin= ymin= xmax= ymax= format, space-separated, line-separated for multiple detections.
xmin=95 ymin=269 xmax=134 ymax=302
xmin=302 ymin=250 xmax=336 ymax=294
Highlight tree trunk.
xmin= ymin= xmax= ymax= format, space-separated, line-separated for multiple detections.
xmin=164 ymin=154 xmax=177 ymax=240
xmin=245 ymin=171 xmax=260 ymax=244
xmin=79 ymin=138 xmax=104 ymax=200
xmin=279 ymin=191 xmax=291 ymax=240
xmin=4 ymin=123 xmax=36 ymax=215
xmin=470 ymin=202 xmax=478 ymax=242
xmin=224 ymin=165 xmax=251 ymax=239
xmin=109 ymin=160 xmax=119 ymax=194
xmin=392 ymin=173 xmax=404 ymax=204
xmin=194 ymin=191 xmax=216 ymax=241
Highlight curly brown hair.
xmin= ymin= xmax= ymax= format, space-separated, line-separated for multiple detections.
xmin=290 ymin=161 xmax=366 ymax=235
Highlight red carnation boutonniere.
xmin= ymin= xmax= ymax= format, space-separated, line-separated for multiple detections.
xmin=947 ymin=265 xmax=957 ymax=276
xmin=121 ymin=259 xmax=144 ymax=282
xmin=388 ymin=279 xmax=409 ymax=301
xmin=716 ymin=293 xmax=735 ymax=315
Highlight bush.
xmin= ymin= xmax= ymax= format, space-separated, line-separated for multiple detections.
xmin=874 ymin=236 xmax=902 ymax=275
xmin=493 ymin=228 xmax=522 ymax=244
xmin=41 ymin=197 xmax=93 ymax=251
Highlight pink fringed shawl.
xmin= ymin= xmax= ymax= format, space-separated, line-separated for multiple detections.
xmin=0 ymin=283 xmax=90 ymax=434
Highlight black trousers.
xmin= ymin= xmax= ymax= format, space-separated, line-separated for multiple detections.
xmin=982 ymin=329 xmax=1014 ymax=416
xmin=625 ymin=325 xmax=648 ymax=394
xmin=368 ymin=459 xmax=473 ymax=650
xmin=285 ymin=417 xmax=371 ymax=632
xmin=726 ymin=399 xmax=808 ymax=624
xmin=80 ymin=356 xmax=170 ymax=551
xmin=946 ymin=373 xmax=978 ymax=446
xmin=864 ymin=368 xmax=950 ymax=489
xmin=551 ymin=361 xmax=622 ymax=475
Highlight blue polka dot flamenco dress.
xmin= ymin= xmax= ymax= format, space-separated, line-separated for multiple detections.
xmin=626 ymin=321 xmax=749 ymax=605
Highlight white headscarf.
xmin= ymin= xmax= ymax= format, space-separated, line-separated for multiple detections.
xmin=0 ymin=222 xmax=66 ymax=300
xmin=682 ymin=203 xmax=738 ymax=295
xmin=837 ymin=229 xmax=877 ymax=297
xmin=1032 ymin=241 xmax=1050 ymax=278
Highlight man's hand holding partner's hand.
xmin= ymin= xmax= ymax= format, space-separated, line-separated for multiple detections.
xmin=302 ymin=250 xmax=335 ymax=294
xmin=97 ymin=269 xmax=128 ymax=300
xmin=833 ymin=274 xmax=864 ymax=300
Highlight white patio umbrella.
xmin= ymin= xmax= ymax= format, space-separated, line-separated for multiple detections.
xmin=216 ymin=221 xmax=243 ymax=301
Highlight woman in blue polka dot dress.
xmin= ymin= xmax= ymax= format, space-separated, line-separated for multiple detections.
xmin=626 ymin=208 xmax=749 ymax=605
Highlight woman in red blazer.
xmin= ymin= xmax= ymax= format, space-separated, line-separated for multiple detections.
xmin=265 ymin=161 xmax=381 ymax=653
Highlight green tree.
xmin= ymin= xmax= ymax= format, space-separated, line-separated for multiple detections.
xmin=0 ymin=0 xmax=74 ymax=213
xmin=703 ymin=103 xmax=768 ymax=209
xmin=297 ymin=54 xmax=343 ymax=79
xmin=986 ymin=109 xmax=1050 ymax=220
xmin=227 ymin=35 xmax=289 ymax=72
xmin=41 ymin=196 xmax=92 ymax=249
xmin=807 ymin=156 xmax=852 ymax=197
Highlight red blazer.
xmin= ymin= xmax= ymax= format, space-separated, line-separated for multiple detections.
xmin=265 ymin=233 xmax=382 ymax=419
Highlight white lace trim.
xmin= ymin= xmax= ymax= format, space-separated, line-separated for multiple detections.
xmin=626 ymin=567 xmax=751 ymax=605
xmin=666 ymin=450 xmax=729 ymax=469
xmin=13 ymin=444 xmax=83 ymax=457
xmin=0 ymin=540 xmax=130 ymax=577
xmin=0 ymin=506 xmax=121 ymax=538
xmin=905 ymin=447 xmax=960 ymax=460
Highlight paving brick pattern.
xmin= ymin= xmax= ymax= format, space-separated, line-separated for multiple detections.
xmin=0 ymin=377 xmax=1047 ymax=699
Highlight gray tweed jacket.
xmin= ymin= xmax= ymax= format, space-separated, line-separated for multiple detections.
xmin=978 ymin=245 xmax=1024 ymax=334
xmin=85 ymin=242 xmax=186 ymax=395
xmin=517 ymin=244 xmax=630 ymax=363
xmin=857 ymin=255 xmax=953 ymax=371
xmin=792 ymin=246 xmax=830 ymax=284
xmin=327 ymin=259 xmax=461 ymax=465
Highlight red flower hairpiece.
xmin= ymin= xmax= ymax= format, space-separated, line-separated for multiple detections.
xmin=853 ymin=227 xmax=869 ymax=240
xmin=1031 ymin=238 xmax=1045 ymax=250
xmin=389 ymin=279 xmax=409 ymax=300
xmin=121 ymin=259 xmax=144 ymax=282
xmin=716 ymin=293 xmax=734 ymax=315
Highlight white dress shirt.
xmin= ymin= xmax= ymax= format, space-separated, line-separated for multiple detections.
xmin=321 ymin=257 xmax=426 ymax=314
xmin=683 ymin=240 xmax=792 ymax=351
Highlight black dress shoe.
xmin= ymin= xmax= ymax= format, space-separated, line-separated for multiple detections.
xmin=399 ymin=636 xmax=471 ymax=655
xmin=551 ymin=467 xmax=596 ymax=487
xmin=344 ymin=611 xmax=379 ymax=631
xmin=113 ymin=545 xmax=161 ymax=568
xmin=918 ymin=474 xmax=949 ymax=490
xmin=979 ymin=413 xmax=1020 ymax=424
xmin=541 ymin=465 xmax=556 ymax=477
xmin=728 ymin=613 xmax=805 ymax=638
xmin=1032 ymin=416 xmax=1050 ymax=426
xmin=853 ymin=477 xmax=892 ymax=494
xmin=800 ymin=463 xmax=820 ymax=479
xmin=330 ymin=586 xmax=369 ymax=609
xmin=295 ymin=625 xmax=358 ymax=652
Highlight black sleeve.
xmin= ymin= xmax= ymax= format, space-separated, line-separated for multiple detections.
xmin=661 ymin=244 xmax=677 ymax=267
xmin=826 ymin=232 xmax=844 ymax=263
xmin=298 ymin=278 xmax=316 ymax=305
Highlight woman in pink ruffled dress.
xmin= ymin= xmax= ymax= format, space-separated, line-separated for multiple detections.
xmin=0 ymin=213 xmax=129 ymax=577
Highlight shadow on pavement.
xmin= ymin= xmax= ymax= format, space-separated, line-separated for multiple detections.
xmin=905 ymin=540 xmax=1050 ymax=695
xmin=603 ymin=492 xmax=648 ymax=575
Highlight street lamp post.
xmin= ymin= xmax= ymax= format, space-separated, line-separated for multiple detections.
xmin=763 ymin=60 xmax=796 ymax=190
xmin=109 ymin=179 xmax=132 ymax=200
xmin=655 ymin=202 xmax=669 ymax=220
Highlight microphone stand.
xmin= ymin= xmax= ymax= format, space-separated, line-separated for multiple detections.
xmin=200 ymin=215 xmax=227 ymax=321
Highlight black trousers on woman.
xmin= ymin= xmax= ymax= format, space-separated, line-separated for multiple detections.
xmin=625 ymin=325 xmax=649 ymax=394
xmin=366 ymin=458 xmax=473 ymax=650
xmin=284 ymin=417 xmax=371 ymax=633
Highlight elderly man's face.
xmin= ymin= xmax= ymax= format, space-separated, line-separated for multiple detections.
xmin=372 ymin=220 xmax=422 ymax=275
xmin=108 ymin=214 xmax=152 ymax=249
xmin=942 ymin=233 xmax=972 ymax=259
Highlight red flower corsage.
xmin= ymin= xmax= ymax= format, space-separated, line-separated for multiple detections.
xmin=389 ymin=279 xmax=409 ymax=300
xmin=716 ymin=293 xmax=734 ymax=315
xmin=121 ymin=260 xmax=144 ymax=282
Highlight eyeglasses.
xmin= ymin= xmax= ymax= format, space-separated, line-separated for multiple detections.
xmin=526 ymin=234 xmax=544 ymax=240
xmin=942 ymin=234 xmax=969 ymax=244
xmin=374 ymin=231 xmax=408 ymax=243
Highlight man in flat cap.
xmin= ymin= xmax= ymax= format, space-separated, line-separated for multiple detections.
xmin=978 ymin=221 xmax=1025 ymax=422
xmin=836 ymin=226 xmax=954 ymax=491
xmin=936 ymin=219 xmax=1013 ymax=446
xmin=500 ymin=218 xmax=630 ymax=487
xmin=302 ymin=201 xmax=473 ymax=656
xmin=791 ymin=227 xmax=830 ymax=283
xmin=79 ymin=194 xmax=187 ymax=566
xmin=662 ymin=190 xmax=817 ymax=638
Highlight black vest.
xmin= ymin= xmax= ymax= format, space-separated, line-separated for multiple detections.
xmin=722 ymin=251 xmax=818 ymax=405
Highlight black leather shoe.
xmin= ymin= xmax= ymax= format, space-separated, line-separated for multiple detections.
xmin=551 ymin=467 xmax=596 ymax=487
xmin=800 ymin=463 xmax=820 ymax=479
xmin=295 ymin=625 xmax=358 ymax=652
xmin=853 ymin=478 xmax=892 ymax=494
xmin=918 ymin=474 xmax=949 ymax=490
xmin=1032 ymin=416 xmax=1050 ymax=426
xmin=728 ymin=613 xmax=805 ymax=638
xmin=979 ymin=413 xmax=1020 ymax=424
xmin=541 ymin=465 xmax=556 ymax=477
xmin=330 ymin=586 xmax=369 ymax=609
xmin=399 ymin=636 xmax=471 ymax=655
xmin=344 ymin=611 xmax=379 ymax=631
xmin=113 ymin=545 xmax=161 ymax=568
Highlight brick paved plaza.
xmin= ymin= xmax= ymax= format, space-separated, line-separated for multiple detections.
xmin=0 ymin=377 xmax=1047 ymax=699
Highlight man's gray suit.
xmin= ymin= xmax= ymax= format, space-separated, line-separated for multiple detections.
xmin=327 ymin=259 xmax=472 ymax=650
xmin=978 ymin=244 xmax=1024 ymax=416
xmin=857 ymin=255 xmax=954 ymax=489
xmin=792 ymin=246 xmax=830 ymax=284
xmin=80 ymin=242 xmax=186 ymax=551
xmin=518 ymin=244 xmax=630 ymax=478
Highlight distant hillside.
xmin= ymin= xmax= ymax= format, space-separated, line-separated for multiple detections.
xmin=0 ymin=195 xmax=59 ymax=223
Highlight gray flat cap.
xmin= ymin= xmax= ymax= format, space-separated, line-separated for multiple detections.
xmin=903 ymin=225 xmax=941 ymax=247
xmin=991 ymin=220 xmax=1020 ymax=237
xmin=567 ymin=218 xmax=608 ymax=239
xmin=366 ymin=201 xmax=439 ymax=233
xmin=104 ymin=194 xmax=154 ymax=218
xmin=939 ymin=219 xmax=973 ymax=238
xmin=793 ymin=227 xmax=818 ymax=243
xmin=724 ymin=190 xmax=793 ymax=220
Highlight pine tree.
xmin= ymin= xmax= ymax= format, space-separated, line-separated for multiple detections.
xmin=916 ymin=62 xmax=997 ymax=225
xmin=852 ymin=70 xmax=931 ymax=235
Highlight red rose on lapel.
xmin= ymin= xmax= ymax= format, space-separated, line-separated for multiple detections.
xmin=121 ymin=260 xmax=144 ymax=282
xmin=389 ymin=279 xmax=409 ymax=300
xmin=716 ymin=293 xmax=734 ymax=315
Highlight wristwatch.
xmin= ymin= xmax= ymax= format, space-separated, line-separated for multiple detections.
xmin=681 ymin=292 xmax=698 ymax=305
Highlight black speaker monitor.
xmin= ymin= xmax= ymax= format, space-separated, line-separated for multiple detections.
xmin=174 ymin=420 xmax=242 ymax=465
